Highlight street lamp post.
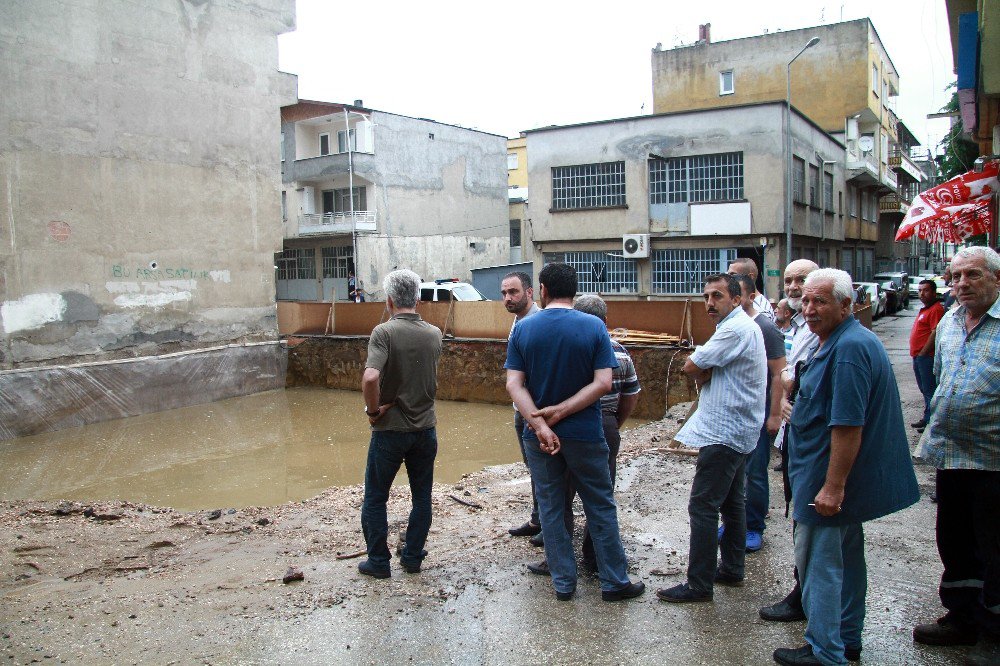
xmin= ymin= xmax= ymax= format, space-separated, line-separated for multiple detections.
xmin=785 ymin=37 xmax=820 ymax=269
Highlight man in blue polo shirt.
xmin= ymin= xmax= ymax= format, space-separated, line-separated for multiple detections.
xmin=505 ymin=262 xmax=644 ymax=603
xmin=773 ymin=268 xmax=919 ymax=666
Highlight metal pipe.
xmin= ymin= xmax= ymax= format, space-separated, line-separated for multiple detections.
xmin=785 ymin=37 xmax=820 ymax=271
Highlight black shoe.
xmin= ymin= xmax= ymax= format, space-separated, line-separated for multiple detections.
xmin=357 ymin=560 xmax=390 ymax=579
xmin=845 ymin=645 xmax=861 ymax=662
xmin=913 ymin=618 xmax=978 ymax=646
xmin=656 ymin=582 xmax=711 ymax=603
xmin=400 ymin=560 xmax=422 ymax=574
xmin=911 ymin=419 xmax=928 ymax=429
xmin=529 ymin=533 xmax=544 ymax=547
xmin=509 ymin=521 xmax=541 ymax=537
xmin=759 ymin=597 xmax=806 ymax=622
xmin=527 ymin=560 xmax=551 ymax=576
xmin=714 ymin=570 xmax=745 ymax=587
xmin=602 ymin=581 xmax=645 ymax=601
xmin=773 ymin=644 xmax=822 ymax=665
xmin=555 ymin=588 xmax=575 ymax=601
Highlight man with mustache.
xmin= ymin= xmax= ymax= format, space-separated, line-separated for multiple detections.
xmin=913 ymin=246 xmax=1000 ymax=666
xmin=657 ymin=273 xmax=766 ymax=603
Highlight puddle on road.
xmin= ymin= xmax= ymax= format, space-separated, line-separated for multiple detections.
xmin=0 ymin=387 xmax=646 ymax=511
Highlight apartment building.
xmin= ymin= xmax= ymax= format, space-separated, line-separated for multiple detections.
xmin=277 ymin=101 xmax=509 ymax=301
xmin=523 ymin=103 xmax=846 ymax=300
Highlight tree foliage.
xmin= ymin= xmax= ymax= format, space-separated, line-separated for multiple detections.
xmin=936 ymin=83 xmax=979 ymax=181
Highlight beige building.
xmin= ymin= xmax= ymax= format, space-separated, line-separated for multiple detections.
xmin=0 ymin=0 xmax=295 ymax=437
xmin=651 ymin=19 xmax=926 ymax=276
xmin=507 ymin=135 xmax=529 ymax=264
xmin=278 ymin=101 xmax=509 ymax=301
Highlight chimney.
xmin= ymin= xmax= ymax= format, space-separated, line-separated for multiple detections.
xmin=353 ymin=99 xmax=364 ymax=108
xmin=698 ymin=23 xmax=711 ymax=44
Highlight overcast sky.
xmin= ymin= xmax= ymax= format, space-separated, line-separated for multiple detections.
xmin=278 ymin=0 xmax=955 ymax=152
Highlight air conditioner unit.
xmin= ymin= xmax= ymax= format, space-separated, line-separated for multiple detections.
xmin=622 ymin=234 xmax=650 ymax=259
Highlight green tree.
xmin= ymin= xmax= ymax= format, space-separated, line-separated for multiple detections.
xmin=936 ymin=82 xmax=986 ymax=245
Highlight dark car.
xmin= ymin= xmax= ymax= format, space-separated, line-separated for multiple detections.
xmin=872 ymin=272 xmax=910 ymax=308
xmin=880 ymin=281 xmax=901 ymax=315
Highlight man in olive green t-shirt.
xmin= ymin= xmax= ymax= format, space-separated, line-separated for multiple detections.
xmin=359 ymin=269 xmax=442 ymax=579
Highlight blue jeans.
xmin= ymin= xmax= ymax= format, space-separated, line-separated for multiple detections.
xmin=524 ymin=436 xmax=631 ymax=594
xmin=360 ymin=428 xmax=437 ymax=570
xmin=514 ymin=412 xmax=540 ymax=526
xmin=912 ymin=355 xmax=936 ymax=423
xmin=689 ymin=444 xmax=746 ymax=594
xmin=795 ymin=521 xmax=867 ymax=666
xmin=745 ymin=426 xmax=772 ymax=533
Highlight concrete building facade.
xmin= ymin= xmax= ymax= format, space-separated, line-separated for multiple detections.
xmin=0 ymin=0 xmax=295 ymax=437
xmin=524 ymin=103 xmax=847 ymax=299
xmin=651 ymin=19 xmax=925 ymax=277
xmin=278 ymin=101 xmax=509 ymax=302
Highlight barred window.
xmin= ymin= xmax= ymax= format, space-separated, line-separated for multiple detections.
xmin=654 ymin=152 xmax=743 ymax=204
xmin=321 ymin=246 xmax=353 ymax=278
xmin=823 ymin=172 xmax=834 ymax=211
xmin=509 ymin=220 xmax=522 ymax=247
xmin=651 ymin=248 xmax=737 ymax=295
xmin=809 ymin=164 xmax=819 ymax=207
xmin=275 ymin=247 xmax=316 ymax=280
xmin=793 ymin=157 xmax=805 ymax=203
xmin=552 ymin=162 xmax=626 ymax=210
xmin=543 ymin=251 xmax=638 ymax=294
xmin=848 ymin=185 xmax=858 ymax=217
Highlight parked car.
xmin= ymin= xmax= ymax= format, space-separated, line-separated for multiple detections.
xmin=419 ymin=278 xmax=489 ymax=302
xmin=854 ymin=282 xmax=887 ymax=319
xmin=911 ymin=275 xmax=951 ymax=301
xmin=872 ymin=272 xmax=910 ymax=308
xmin=880 ymin=281 xmax=902 ymax=315
xmin=908 ymin=276 xmax=924 ymax=301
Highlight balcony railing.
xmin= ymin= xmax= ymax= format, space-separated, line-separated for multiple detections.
xmin=879 ymin=194 xmax=909 ymax=215
xmin=297 ymin=211 xmax=376 ymax=235
xmin=888 ymin=146 xmax=924 ymax=183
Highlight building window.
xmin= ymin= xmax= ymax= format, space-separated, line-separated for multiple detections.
xmin=542 ymin=250 xmax=637 ymax=294
xmin=507 ymin=153 xmax=518 ymax=170
xmin=509 ymin=220 xmax=521 ymax=248
xmin=338 ymin=129 xmax=356 ymax=153
xmin=281 ymin=191 xmax=287 ymax=221
xmin=321 ymin=187 xmax=367 ymax=214
xmin=319 ymin=133 xmax=331 ymax=156
xmin=838 ymin=190 xmax=843 ymax=216
xmin=280 ymin=132 xmax=285 ymax=163
xmin=848 ymin=185 xmax=857 ymax=217
xmin=823 ymin=172 xmax=834 ymax=212
xmin=808 ymin=164 xmax=819 ymax=207
xmin=793 ymin=157 xmax=806 ymax=203
xmin=650 ymin=152 xmax=744 ymax=204
xmin=861 ymin=191 xmax=871 ymax=221
xmin=872 ymin=63 xmax=879 ymax=95
xmin=552 ymin=162 xmax=626 ymax=210
xmin=819 ymin=249 xmax=830 ymax=267
xmin=275 ymin=248 xmax=316 ymax=280
xmin=321 ymin=246 xmax=353 ymax=278
xmin=719 ymin=70 xmax=734 ymax=95
xmin=651 ymin=248 xmax=737 ymax=295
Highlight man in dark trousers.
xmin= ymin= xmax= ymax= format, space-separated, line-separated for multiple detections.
xmin=505 ymin=262 xmax=644 ymax=603
xmin=358 ymin=269 xmax=442 ymax=578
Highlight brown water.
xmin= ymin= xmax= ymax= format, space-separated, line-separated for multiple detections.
xmin=0 ymin=387 xmax=646 ymax=511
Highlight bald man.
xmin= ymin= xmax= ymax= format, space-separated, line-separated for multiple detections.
xmin=729 ymin=258 xmax=776 ymax=323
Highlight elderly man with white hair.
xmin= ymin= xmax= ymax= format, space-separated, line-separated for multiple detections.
xmin=772 ymin=268 xmax=919 ymax=666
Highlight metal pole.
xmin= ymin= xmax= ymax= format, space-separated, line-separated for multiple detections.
xmin=344 ymin=108 xmax=357 ymax=300
xmin=784 ymin=38 xmax=820 ymax=272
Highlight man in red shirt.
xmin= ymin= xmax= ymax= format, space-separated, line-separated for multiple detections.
xmin=910 ymin=279 xmax=946 ymax=432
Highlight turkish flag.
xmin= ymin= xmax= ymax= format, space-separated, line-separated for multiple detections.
xmin=895 ymin=160 xmax=998 ymax=243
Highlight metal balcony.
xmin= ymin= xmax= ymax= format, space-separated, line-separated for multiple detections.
xmin=297 ymin=212 xmax=377 ymax=236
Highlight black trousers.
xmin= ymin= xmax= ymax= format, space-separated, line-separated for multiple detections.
xmin=936 ymin=468 xmax=1000 ymax=638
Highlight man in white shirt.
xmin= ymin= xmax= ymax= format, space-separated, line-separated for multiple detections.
xmin=729 ymin=258 xmax=775 ymax=322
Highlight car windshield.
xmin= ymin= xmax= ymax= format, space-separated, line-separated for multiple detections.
xmin=450 ymin=284 xmax=486 ymax=301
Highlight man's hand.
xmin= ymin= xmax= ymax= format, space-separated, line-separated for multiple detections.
xmin=531 ymin=404 xmax=566 ymax=427
xmin=780 ymin=395 xmax=794 ymax=422
xmin=367 ymin=401 xmax=395 ymax=425
xmin=812 ymin=484 xmax=844 ymax=517
xmin=535 ymin=423 xmax=561 ymax=455
xmin=766 ymin=413 xmax=783 ymax=435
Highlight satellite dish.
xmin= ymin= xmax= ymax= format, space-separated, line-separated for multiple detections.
xmin=858 ymin=136 xmax=874 ymax=152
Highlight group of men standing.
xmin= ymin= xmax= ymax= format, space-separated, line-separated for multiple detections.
xmin=352 ymin=244 xmax=999 ymax=665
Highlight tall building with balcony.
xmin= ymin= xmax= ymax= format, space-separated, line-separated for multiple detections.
xmin=651 ymin=19 xmax=916 ymax=277
xmin=278 ymin=100 xmax=509 ymax=302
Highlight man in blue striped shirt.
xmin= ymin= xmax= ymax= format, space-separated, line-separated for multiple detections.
xmin=657 ymin=273 xmax=766 ymax=603
xmin=913 ymin=246 xmax=1000 ymax=665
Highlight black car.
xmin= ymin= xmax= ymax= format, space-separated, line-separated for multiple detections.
xmin=873 ymin=272 xmax=910 ymax=308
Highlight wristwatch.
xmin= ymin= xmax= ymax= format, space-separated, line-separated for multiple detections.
xmin=364 ymin=406 xmax=379 ymax=417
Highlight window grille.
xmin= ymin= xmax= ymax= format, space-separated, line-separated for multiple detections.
xmin=793 ymin=157 xmax=806 ymax=203
xmin=809 ymin=165 xmax=819 ymax=207
xmin=321 ymin=246 xmax=353 ymax=278
xmin=552 ymin=162 xmax=626 ymax=210
xmin=275 ymin=248 xmax=316 ymax=280
xmin=509 ymin=220 xmax=521 ymax=247
xmin=654 ymin=152 xmax=743 ymax=204
xmin=542 ymin=251 xmax=638 ymax=294
xmin=651 ymin=248 xmax=737 ymax=295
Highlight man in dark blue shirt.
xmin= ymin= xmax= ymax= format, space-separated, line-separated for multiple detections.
xmin=505 ymin=262 xmax=644 ymax=603
xmin=773 ymin=268 xmax=919 ymax=666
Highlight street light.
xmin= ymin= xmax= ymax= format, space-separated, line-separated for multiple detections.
xmin=785 ymin=36 xmax=820 ymax=269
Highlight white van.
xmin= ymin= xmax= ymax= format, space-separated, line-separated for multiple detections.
xmin=419 ymin=279 xmax=489 ymax=302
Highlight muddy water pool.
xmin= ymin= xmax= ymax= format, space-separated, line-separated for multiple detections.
xmin=0 ymin=387 xmax=645 ymax=511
